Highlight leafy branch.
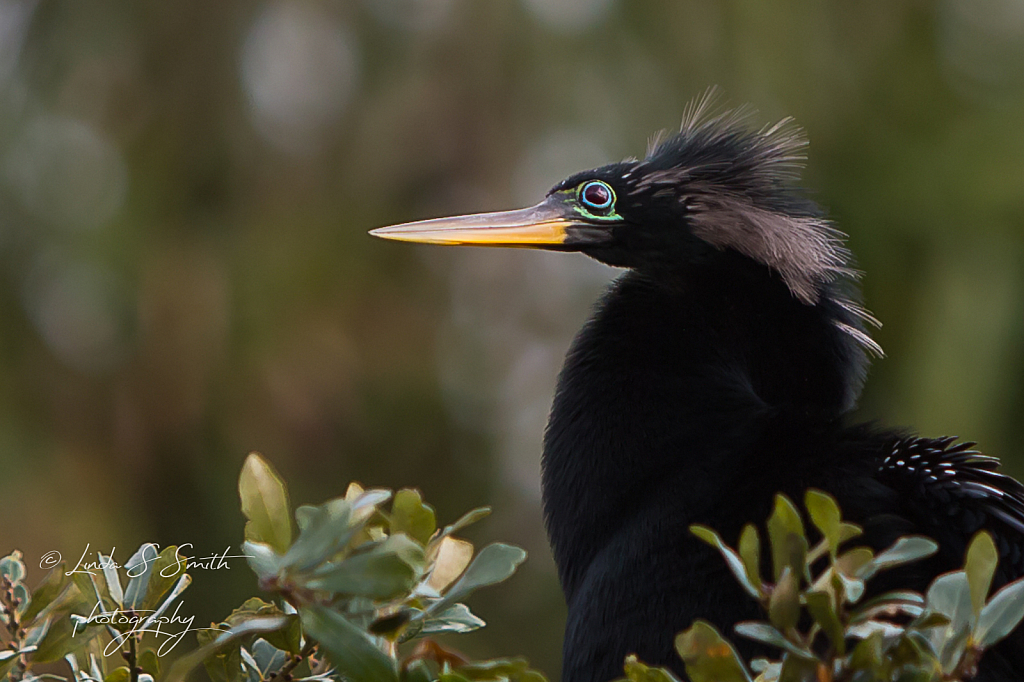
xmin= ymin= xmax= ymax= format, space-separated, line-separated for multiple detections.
xmin=8 ymin=464 xmax=1023 ymax=682
xmin=165 ymin=453 xmax=543 ymax=682
xmin=617 ymin=490 xmax=1024 ymax=682
xmin=2 ymin=453 xmax=545 ymax=682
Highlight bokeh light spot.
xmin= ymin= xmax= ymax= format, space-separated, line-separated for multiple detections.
xmin=241 ymin=1 xmax=359 ymax=156
xmin=3 ymin=115 xmax=127 ymax=231
xmin=939 ymin=0 xmax=1024 ymax=94
xmin=0 ymin=0 xmax=37 ymax=85
xmin=363 ymin=0 xmax=455 ymax=33
xmin=22 ymin=251 xmax=130 ymax=374
xmin=522 ymin=0 xmax=615 ymax=34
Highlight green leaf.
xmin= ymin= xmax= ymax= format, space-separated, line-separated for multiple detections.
xmin=262 ymin=613 xmax=302 ymax=655
xmin=964 ymin=531 xmax=997 ymax=618
xmin=420 ymin=603 xmax=486 ymax=636
xmin=123 ymin=543 xmax=161 ymax=611
xmin=804 ymin=490 xmax=842 ymax=557
xmin=99 ymin=555 xmax=123 ymax=608
xmin=733 ymin=622 xmax=813 ymax=659
xmin=63 ymin=653 xmax=82 ymax=681
xmin=69 ymin=571 xmax=112 ymax=621
xmin=690 ymin=525 xmax=760 ymax=599
xmin=103 ymin=667 xmax=131 ymax=682
xmin=391 ymin=490 xmax=437 ymax=545
xmin=223 ymin=597 xmax=286 ymax=627
xmin=768 ymin=568 xmax=799 ymax=633
xmin=23 ymin=616 xmax=52 ymax=648
xmin=350 ymin=488 xmax=394 ymax=522
xmin=13 ymin=582 xmax=30 ymax=616
xmin=777 ymin=653 xmax=819 ymax=682
xmin=300 ymin=605 xmax=398 ymax=682
xmin=935 ymin=617 xmax=972 ymax=676
xmin=139 ymin=573 xmax=192 ymax=632
xmin=925 ymin=571 xmax=972 ymax=632
xmin=197 ymin=627 xmax=241 ymax=682
xmin=850 ymin=590 xmax=925 ymax=622
xmin=619 ymin=655 xmax=682 ymax=682
xmin=837 ymin=572 xmax=865 ymax=605
xmin=975 ymin=577 xmax=1024 ymax=648
xmin=838 ymin=522 xmax=863 ymax=544
xmin=438 ymin=507 xmax=491 ymax=539
xmin=923 ymin=571 xmax=974 ymax=667
xmin=22 ymin=564 xmax=71 ymax=623
xmin=231 ymin=596 xmax=272 ymax=615
xmin=859 ymin=536 xmax=938 ymax=579
xmin=803 ymin=590 xmax=845 ymax=656
xmin=89 ymin=649 xmax=107 ymax=682
xmin=251 ymin=638 xmax=288 ymax=678
xmin=432 ymin=543 xmax=527 ymax=613
xmin=295 ymin=505 xmax=318 ymax=532
xmin=33 ymin=609 xmax=101 ymax=663
xmin=242 ymin=541 xmax=280 ymax=579
xmin=239 ymin=453 xmax=293 ymax=554
xmin=911 ymin=611 xmax=953 ymax=630
xmin=306 ymin=534 xmax=425 ymax=598
xmin=139 ymin=648 xmax=161 ymax=677
xmin=766 ymin=495 xmax=807 ymax=582
xmin=675 ymin=620 xmax=751 ymax=682
xmin=280 ymin=498 xmax=359 ymax=572
xmin=834 ymin=548 xmax=874 ymax=580
xmin=165 ymin=615 xmax=291 ymax=682
xmin=0 ymin=552 xmax=26 ymax=583
xmin=748 ymin=659 xmax=780 ymax=678
xmin=456 ymin=657 xmax=547 ymax=682
xmin=0 ymin=651 xmax=16 ymax=682
xmin=737 ymin=525 xmax=762 ymax=594
xmin=142 ymin=545 xmax=188 ymax=612
xmin=846 ymin=620 xmax=905 ymax=640
xmin=200 ymin=639 xmax=242 ymax=682
xmin=847 ymin=631 xmax=885 ymax=672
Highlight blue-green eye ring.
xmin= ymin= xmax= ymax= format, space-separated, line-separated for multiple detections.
xmin=579 ymin=180 xmax=615 ymax=212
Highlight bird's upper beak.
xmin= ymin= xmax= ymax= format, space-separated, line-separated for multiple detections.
xmin=369 ymin=194 xmax=611 ymax=250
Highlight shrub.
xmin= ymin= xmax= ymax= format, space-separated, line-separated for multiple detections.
xmin=4 ymin=460 xmax=1023 ymax=682
xmin=620 ymin=491 xmax=1024 ymax=682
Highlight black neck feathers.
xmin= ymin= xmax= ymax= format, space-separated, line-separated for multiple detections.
xmin=542 ymin=250 xmax=867 ymax=599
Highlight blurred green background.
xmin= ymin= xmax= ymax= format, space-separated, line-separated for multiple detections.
xmin=2 ymin=0 xmax=1023 ymax=678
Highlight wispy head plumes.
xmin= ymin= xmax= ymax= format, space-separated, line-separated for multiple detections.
xmin=631 ymin=91 xmax=882 ymax=356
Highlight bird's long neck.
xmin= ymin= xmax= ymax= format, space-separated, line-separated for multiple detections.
xmin=541 ymin=251 xmax=868 ymax=596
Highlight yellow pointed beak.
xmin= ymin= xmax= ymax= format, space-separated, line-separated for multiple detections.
xmin=370 ymin=196 xmax=610 ymax=249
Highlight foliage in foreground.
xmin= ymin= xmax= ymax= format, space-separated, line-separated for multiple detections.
xmin=1 ymin=453 xmax=543 ymax=682
xmin=619 ymin=491 xmax=1024 ymax=682
xmin=5 ymin=462 xmax=1024 ymax=682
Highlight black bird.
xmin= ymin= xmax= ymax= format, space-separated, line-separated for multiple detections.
xmin=371 ymin=100 xmax=1024 ymax=682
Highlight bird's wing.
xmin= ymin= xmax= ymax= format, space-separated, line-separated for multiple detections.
xmin=878 ymin=435 xmax=1024 ymax=579
xmin=872 ymin=436 xmax=1024 ymax=676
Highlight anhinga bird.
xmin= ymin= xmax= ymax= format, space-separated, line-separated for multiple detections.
xmin=371 ymin=101 xmax=1024 ymax=682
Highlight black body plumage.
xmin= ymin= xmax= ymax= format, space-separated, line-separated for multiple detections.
xmin=371 ymin=99 xmax=1024 ymax=682
xmin=538 ymin=112 xmax=1024 ymax=681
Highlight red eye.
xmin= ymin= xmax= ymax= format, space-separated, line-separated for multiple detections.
xmin=580 ymin=181 xmax=614 ymax=211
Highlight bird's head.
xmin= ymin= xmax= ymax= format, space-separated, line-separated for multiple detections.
xmin=372 ymin=100 xmax=879 ymax=353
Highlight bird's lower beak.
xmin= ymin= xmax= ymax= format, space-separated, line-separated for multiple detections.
xmin=369 ymin=196 xmax=609 ymax=250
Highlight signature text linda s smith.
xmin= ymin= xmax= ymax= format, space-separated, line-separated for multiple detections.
xmin=36 ymin=543 xmax=253 ymax=575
